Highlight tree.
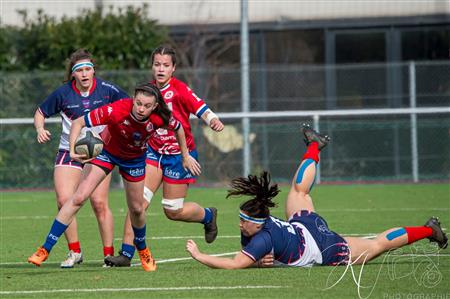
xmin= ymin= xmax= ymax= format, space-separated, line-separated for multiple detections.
xmin=1 ymin=4 xmax=168 ymax=71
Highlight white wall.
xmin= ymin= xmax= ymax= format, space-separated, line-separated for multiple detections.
xmin=2 ymin=0 xmax=449 ymax=26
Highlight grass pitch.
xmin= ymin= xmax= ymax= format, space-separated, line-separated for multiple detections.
xmin=1 ymin=183 xmax=449 ymax=298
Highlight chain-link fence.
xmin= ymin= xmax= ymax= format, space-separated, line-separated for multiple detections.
xmin=1 ymin=61 xmax=449 ymax=189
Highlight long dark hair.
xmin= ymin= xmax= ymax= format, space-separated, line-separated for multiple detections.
xmin=64 ymin=48 xmax=95 ymax=82
xmin=150 ymin=45 xmax=177 ymax=66
xmin=226 ymin=171 xmax=280 ymax=219
xmin=134 ymin=83 xmax=171 ymax=126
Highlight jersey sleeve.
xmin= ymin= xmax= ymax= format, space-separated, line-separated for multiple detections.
xmin=167 ymin=116 xmax=181 ymax=131
xmin=84 ymin=100 xmax=121 ymax=127
xmin=241 ymin=231 xmax=273 ymax=262
xmin=178 ymin=83 xmax=209 ymax=118
xmin=150 ymin=114 xmax=181 ymax=131
xmin=38 ymin=88 xmax=63 ymax=118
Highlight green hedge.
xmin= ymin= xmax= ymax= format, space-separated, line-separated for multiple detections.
xmin=1 ymin=4 xmax=168 ymax=72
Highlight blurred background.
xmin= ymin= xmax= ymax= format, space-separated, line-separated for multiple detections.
xmin=1 ymin=1 xmax=449 ymax=188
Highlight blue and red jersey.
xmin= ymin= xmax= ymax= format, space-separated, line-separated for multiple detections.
xmin=241 ymin=216 xmax=306 ymax=266
xmin=85 ymin=98 xmax=180 ymax=160
xmin=241 ymin=212 xmax=350 ymax=267
xmin=38 ymin=78 xmax=128 ymax=151
xmin=148 ymin=77 xmax=209 ymax=155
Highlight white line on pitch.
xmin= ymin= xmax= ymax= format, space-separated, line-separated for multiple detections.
xmin=2 ymin=248 xmax=449 ymax=266
xmin=1 ymin=207 xmax=449 ymax=220
xmin=0 ymin=252 xmax=238 ymax=266
xmin=0 ymin=285 xmax=284 ymax=295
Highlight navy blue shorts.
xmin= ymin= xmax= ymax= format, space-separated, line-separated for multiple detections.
xmin=54 ymin=149 xmax=83 ymax=169
xmin=289 ymin=210 xmax=350 ymax=266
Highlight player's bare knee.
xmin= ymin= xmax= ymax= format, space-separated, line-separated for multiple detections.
xmin=90 ymin=198 xmax=108 ymax=217
xmin=161 ymin=198 xmax=184 ymax=220
xmin=164 ymin=208 xmax=183 ymax=220
xmin=72 ymin=194 xmax=87 ymax=207
xmin=56 ymin=196 xmax=70 ymax=208
xmin=128 ymin=205 xmax=145 ymax=216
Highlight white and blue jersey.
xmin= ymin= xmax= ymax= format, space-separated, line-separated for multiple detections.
xmin=38 ymin=78 xmax=128 ymax=151
xmin=241 ymin=211 xmax=350 ymax=267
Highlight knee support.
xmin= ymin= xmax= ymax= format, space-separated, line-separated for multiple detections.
xmin=143 ymin=187 xmax=154 ymax=203
xmin=161 ymin=197 xmax=184 ymax=210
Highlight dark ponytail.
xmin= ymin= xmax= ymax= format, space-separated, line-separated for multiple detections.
xmin=226 ymin=171 xmax=279 ymax=219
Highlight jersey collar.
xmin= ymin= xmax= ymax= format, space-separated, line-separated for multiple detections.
xmin=71 ymin=77 xmax=97 ymax=96
xmin=152 ymin=77 xmax=172 ymax=92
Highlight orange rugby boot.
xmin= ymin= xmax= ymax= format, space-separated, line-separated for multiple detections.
xmin=138 ymin=248 xmax=157 ymax=272
xmin=28 ymin=247 xmax=49 ymax=266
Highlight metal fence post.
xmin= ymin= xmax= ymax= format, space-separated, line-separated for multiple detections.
xmin=409 ymin=61 xmax=419 ymax=182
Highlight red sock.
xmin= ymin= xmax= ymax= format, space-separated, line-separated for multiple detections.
xmin=405 ymin=226 xmax=432 ymax=244
xmin=302 ymin=142 xmax=320 ymax=163
xmin=103 ymin=246 xmax=114 ymax=257
xmin=68 ymin=241 xmax=81 ymax=253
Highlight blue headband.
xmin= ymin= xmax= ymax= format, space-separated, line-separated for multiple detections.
xmin=72 ymin=62 xmax=94 ymax=72
xmin=239 ymin=211 xmax=266 ymax=224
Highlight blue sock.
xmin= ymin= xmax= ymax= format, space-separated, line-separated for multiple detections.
xmin=132 ymin=225 xmax=147 ymax=251
xmin=201 ymin=208 xmax=213 ymax=224
xmin=121 ymin=243 xmax=135 ymax=259
xmin=42 ymin=219 xmax=68 ymax=253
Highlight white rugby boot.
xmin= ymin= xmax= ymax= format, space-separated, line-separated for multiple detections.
xmin=60 ymin=250 xmax=83 ymax=268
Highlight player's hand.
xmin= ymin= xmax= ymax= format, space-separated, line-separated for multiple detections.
xmin=69 ymin=151 xmax=93 ymax=164
xmin=182 ymin=154 xmax=201 ymax=176
xmin=36 ymin=127 xmax=51 ymax=143
xmin=257 ymin=253 xmax=274 ymax=267
xmin=186 ymin=239 xmax=200 ymax=258
xmin=210 ymin=118 xmax=224 ymax=132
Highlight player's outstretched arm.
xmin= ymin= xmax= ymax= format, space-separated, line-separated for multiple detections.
xmin=174 ymin=125 xmax=201 ymax=176
xmin=201 ymin=109 xmax=224 ymax=132
xmin=34 ymin=109 xmax=51 ymax=143
xmin=186 ymin=239 xmax=254 ymax=269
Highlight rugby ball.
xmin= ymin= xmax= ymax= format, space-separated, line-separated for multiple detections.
xmin=74 ymin=130 xmax=103 ymax=159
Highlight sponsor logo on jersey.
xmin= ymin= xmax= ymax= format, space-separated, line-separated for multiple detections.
xmin=164 ymin=91 xmax=174 ymax=99
xmin=107 ymin=106 xmax=113 ymax=115
xmin=156 ymin=128 xmax=167 ymax=135
xmin=93 ymin=100 xmax=103 ymax=105
xmin=82 ymin=99 xmax=90 ymax=108
xmin=132 ymin=132 xmax=142 ymax=141
xmin=132 ymin=132 xmax=142 ymax=146
xmin=101 ymin=81 xmax=120 ymax=93
xmin=146 ymin=122 xmax=154 ymax=132
xmin=67 ymin=104 xmax=80 ymax=108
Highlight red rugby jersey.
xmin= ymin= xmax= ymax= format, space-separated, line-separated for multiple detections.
xmin=148 ymin=77 xmax=209 ymax=154
xmin=85 ymin=98 xmax=180 ymax=159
